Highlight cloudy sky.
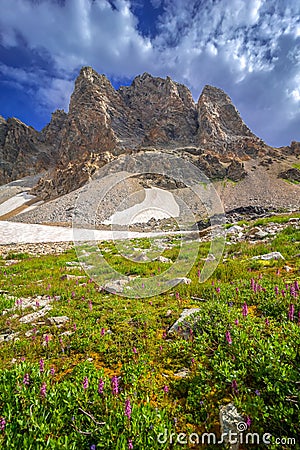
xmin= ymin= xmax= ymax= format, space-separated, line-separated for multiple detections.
xmin=0 ymin=0 xmax=299 ymax=147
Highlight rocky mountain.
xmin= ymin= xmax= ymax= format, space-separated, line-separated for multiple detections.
xmin=0 ymin=66 xmax=299 ymax=203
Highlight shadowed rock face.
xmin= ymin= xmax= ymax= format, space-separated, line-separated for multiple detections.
xmin=0 ymin=67 xmax=297 ymax=198
xmin=0 ymin=117 xmax=54 ymax=185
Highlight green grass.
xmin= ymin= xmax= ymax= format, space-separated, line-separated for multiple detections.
xmin=0 ymin=222 xmax=299 ymax=449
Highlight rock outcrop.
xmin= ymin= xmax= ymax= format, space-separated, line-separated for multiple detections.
xmin=0 ymin=116 xmax=54 ymax=185
xmin=0 ymin=67 xmax=296 ymax=200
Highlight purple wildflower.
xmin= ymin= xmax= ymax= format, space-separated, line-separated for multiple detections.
xmin=163 ymin=385 xmax=169 ymax=393
xmin=175 ymin=292 xmax=180 ymax=300
xmin=234 ymin=319 xmax=239 ymax=325
xmin=73 ymin=323 xmax=77 ymax=331
xmin=0 ymin=417 xmax=6 ymax=431
xmin=265 ymin=317 xmax=270 ymax=326
xmin=295 ymin=280 xmax=299 ymax=291
xmin=132 ymin=347 xmax=138 ymax=354
xmin=128 ymin=439 xmax=133 ymax=450
xmin=288 ymin=304 xmax=295 ymax=321
xmin=275 ymin=286 xmax=279 ymax=295
xmin=232 ymin=379 xmax=238 ymax=394
xmin=83 ymin=377 xmax=88 ymax=390
xmin=88 ymin=300 xmax=93 ymax=311
xmin=90 ymin=445 xmax=96 ymax=450
xmin=39 ymin=358 xmax=44 ymax=373
xmin=246 ymin=416 xmax=251 ymax=427
xmin=40 ymin=382 xmax=46 ymax=398
xmin=225 ymin=330 xmax=232 ymax=345
xmin=242 ymin=302 xmax=248 ymax=317
xmin=216 ymin=287 xmax=221 ymax=294
xmin=50 ymin=367 xmax=55 ymax=376
xmin=255 ymin=389 xmax=260 ymax=396
xmin=45 ymin=335 xmax=50 ymax=346
xmin=125 ymin=398 xmax=132 ymax=420
xmin=111 ymin=376 xmax=119 ymax=395
xmin=236 ymin=287 xmax=239 ymax=294
xmin=23 ymin=373 xmax=30 ymax=386
xmin=98 ymin=378 xmax=104 ymax=394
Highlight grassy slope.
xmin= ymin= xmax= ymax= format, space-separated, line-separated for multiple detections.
xmin=0 ymin=219 xmax=299 ymax=449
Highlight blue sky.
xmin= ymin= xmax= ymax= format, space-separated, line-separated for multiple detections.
xmin=0 ymin=0 xmax=299 ymax=147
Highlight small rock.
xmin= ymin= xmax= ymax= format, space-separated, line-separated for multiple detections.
xmin=165 ymin=309 xmax=173 ymax=317
xmin=104 ymin=278 xmax=130 ymax=294
xmin=174 ymin=368 xmax=190 ymax=378
xmin=227 ymin=225 xmax=244 ymax=234
xmin=168 ymin=308 xmax=201 ymax=339
xmin=166 ymin=277 xmax=192 ymax=287
xmin=19 ymin=305 xmax=52 ymax=324
xmin=252 ymin=251 xmax=284 ymax=261
xmin=219 ymin=403 xmax=245 ymax=450
xmin=156 ymin=255 xmax=172 ymax=263
xmin=47 ymin=316 xmax=70 ymax=326
xmin=283 ymin=265 xmax=293 ymax=272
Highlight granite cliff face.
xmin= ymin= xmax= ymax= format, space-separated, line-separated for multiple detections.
xmin=0 ymin=116 xmax=53 ymax=185
xmin=0 ymin=67 xmax=298 ymax=199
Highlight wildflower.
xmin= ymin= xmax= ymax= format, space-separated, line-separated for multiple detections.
xmin=246 ymin=416 xmax=251 ymax=427
xmin=50 ymin=367 xmax=55 ymax=376
xmin=162 ymin=331 xmax=167 ymax=339
xmin=281 ymin=289 xmax=286 ymax=297
xmin=40 ymin=382 xmax=46 ymax=398
xmin=197 ymin=269 xmax=201 ymax=278
xmin=274 ymin=286 xmax=279 ymax=295
xmin=191 ymin=358 xmax=195 ymax=365
xmin=111 ymin=376 xmax=119 ymax=395
xmin=125 ymin=398 xmax=132 ymax=420
xmin=163 ymin=385 xmax=169 ymax=393
xmin=231 ymin=379 xmax=238 ymax=394
xmin=90 ymin=445 xmax=96 ymax=450
xmin=39 ymin=358 xmax=44 ymax=373
xmin=225 ymin=330 xmax=232 ymax=345
xmin=276 ymin=268 xmax=280 ymax=276
xmin=255 ymin=389 xmax=260 ymax=396
xmin=132 ymin=347 xmax=138 ymax=354
xmin=265 ymin=318 xmax=270 ymax=326
xmin=71 ymin=291 xmax=75 ymax=298
xmin=45 ymin=335 xmax=50 ymax=346
xmin=149 ymin=301 xmax=153 ymax=305
xmin=295 ymin=280 xmax=299 ymax=291
xmin=235 ymin=287 xmax=239 ymax=294
xmin=175 ymin=292 xmax=180 ymax=300
xmin=23 ymin=373 xmax=30 ymax=385
xmin=88 ymin=300 xmax=93 ymax=311
xmin=73 ymin=323 xmax=77 ymax=331
xmin=242 ymin=302 xmax=248 ymax=317
xmin=0 ymin=417 xmax=6 ymax=431
xmin=98 ymin=378 xmax=104 ymax=394
xmin=216 ymin=287 xmax=220 ymax=294
xmin=21 ymin=356 xmax=25 ymax=362
xmin=141 ymin=282 xmax=145 ymax=288
xmin=128 ymin=439 xmax=133 ymax=450
xmin=288 ymin=304 xmax=294 ymax=321
xmin=83 ymin=377 xmax=88 ymax=390
xmin=159 ymin=345 xmax=163 ymax=352
xmin=234 ymin=319 xmax=239 ymax=325
xmin=290 ymin=286 xmax=296 ymax=297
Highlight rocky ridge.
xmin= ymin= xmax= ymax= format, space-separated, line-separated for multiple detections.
xmin=0 ymin=67 xmax=299 ymax=220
